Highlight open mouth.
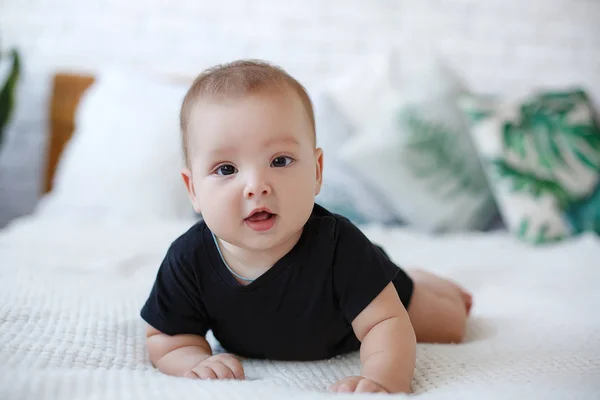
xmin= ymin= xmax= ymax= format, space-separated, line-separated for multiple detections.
xmin=245 ymin=209 xmax=277 ymax=232
xmin=245 ymin=210 xmax=275 ymax=222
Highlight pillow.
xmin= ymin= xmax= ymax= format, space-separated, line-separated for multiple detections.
xmin=331 ymin=52 xmax=498 ymax=232
xmin=316 ymin=154 xmax=403 ymax=226
xmin=39 ymin=68 xmax=193 ymax=221
xmin=311 ymin=91 xmax=403 ymax=226
xmin=459 ymin=88 xmax=600 ymax=244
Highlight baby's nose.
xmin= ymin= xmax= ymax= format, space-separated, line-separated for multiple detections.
xmin=243 ymin=176 xmax=272 ymax=198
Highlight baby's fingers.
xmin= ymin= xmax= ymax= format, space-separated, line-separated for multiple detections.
xmin=205 ymin=361 xmax=235 ymax=380
xmin=328 ymin=376 xmax=360 ymax=393
xmin=217 ymin=357 xmax=245 ymax=380
xmin=183 ymin=370 xmax=200 ymax=379
xmin=355 ymin=379 xmax=387 ymax=393
xmin=190 ymin=365 xmax=218 ymax=380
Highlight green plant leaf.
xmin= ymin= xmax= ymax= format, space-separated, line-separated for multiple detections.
xmin=489 ymin=159 xmax=572 ymax=208
xmin=573 ymin=148 xmax=599 ymax=171
xmin=401 ymin=111 xmax=490 ymax=199
xmin=516 ymin=217 xmax=565 ymax=244
xmin=466 ymin=109 xmax=492 ymax=122
xmin=548 ymin=136 xmax=565 ymax=167
xmin=503 ymin=92 xmax=600 ymax=174
xmin=523 ymin=108 xmax=565 ymax=171
xmin=517 ymin=218 xmax=529 ymax=238
xmin=535 ymin=223 xmax=550 ymax=244
xmin=521 ymin=94 xmax=577 ymax=120
xmin=564 ymin=182 xmax=600 ymax=234
xmin=563 ymin=124 xmax=600 ymax=152
xmin=532 ymin=128 xmax=554 ymax=170
xmin=560 ymin=124 xmax=600 ymax=172
xmin=503 ymin=122 xmax=529 ymax=159
xmin=0 ymin=49 xmax=21 ymax=149
xmin=534 ymin=115 xmax=569 ymax=168
xmin=569 ymin=125 xmax=596 ymax=138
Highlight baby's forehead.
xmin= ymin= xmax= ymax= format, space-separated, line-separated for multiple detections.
xmin=188 ymin=88 xmax=315 ymax=142
xmin=193 ymin=84 xmax=301 ymax=111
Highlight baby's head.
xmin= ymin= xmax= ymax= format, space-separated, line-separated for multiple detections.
xmin=180 ymin=60 xmax=323 ymax=252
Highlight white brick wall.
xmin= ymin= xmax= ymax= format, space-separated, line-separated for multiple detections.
xmin=0 ymin=0 xmax=599 ymax=226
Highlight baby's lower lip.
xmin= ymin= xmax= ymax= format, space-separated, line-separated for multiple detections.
xmin=244 ymin=214 xmax=276 ymax=232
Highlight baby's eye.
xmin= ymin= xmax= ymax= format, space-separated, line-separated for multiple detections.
xmin=215 ymin=164 xmax=237 ymax=176
xmin=271 ymin=156 xmax=294 ymax=168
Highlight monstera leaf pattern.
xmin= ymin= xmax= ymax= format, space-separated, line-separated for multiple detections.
xmin=461 ymin=89 xmax=600 ymax=244
xmin=400 ymin=111 xmax=491 ymax=199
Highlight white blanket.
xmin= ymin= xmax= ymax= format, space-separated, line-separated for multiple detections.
xmin=1 ymin=214 xmax=599 ymax=400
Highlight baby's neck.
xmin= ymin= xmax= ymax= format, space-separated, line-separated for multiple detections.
xmin=216 ymin=230 xmax=302 ymax=284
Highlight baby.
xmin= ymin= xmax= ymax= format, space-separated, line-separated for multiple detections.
xmin=140 ymin=60 xmax=472 ymax=394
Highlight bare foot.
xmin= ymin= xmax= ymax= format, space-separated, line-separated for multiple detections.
xmin=410 ymin=269 xmax=472 ymax=314
xmin=463 ymin=291 xmax=473 ymax=315
xmin=405 ymin=269 xmax=472 ymax=344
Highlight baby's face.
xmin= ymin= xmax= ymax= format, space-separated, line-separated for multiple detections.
xmin=183 ymin=87 xmax=323 ymax=252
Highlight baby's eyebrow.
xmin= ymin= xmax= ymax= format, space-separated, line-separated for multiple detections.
xmin=263 ymin=137 xmax=301 ymax=147
xmin=207 ymin=137 xmax=300 ymax=158
xmin=208 ymin=145 xmax=237 ymax=157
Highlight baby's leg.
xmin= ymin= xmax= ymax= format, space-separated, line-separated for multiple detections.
xmin=405 ymin=269 xmax=472 ymax=344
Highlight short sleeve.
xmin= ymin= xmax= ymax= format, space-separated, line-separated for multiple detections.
xmin=140 ymin=243 xmax=211 ymax=337
xmin=332 ymin=217 xmax=400 ymax=323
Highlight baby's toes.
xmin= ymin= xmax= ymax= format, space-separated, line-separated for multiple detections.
xmin=461 ymin=290 xmax=473 ymax=314
xmin=447 ymin=280 xmax=473 ymax=315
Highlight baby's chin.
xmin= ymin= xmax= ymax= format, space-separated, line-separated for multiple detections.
xmin=238 ymin=226 xmax=304 ymax=252
xmin=238 ymin=232 xmax=291 ymax=251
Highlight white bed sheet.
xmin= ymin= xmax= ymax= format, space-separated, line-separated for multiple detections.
xmin=1 ymin=213 xmax=599 ymax=400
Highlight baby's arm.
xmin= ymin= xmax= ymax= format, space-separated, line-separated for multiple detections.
xmin=329 ymin=282 xmax=416 ymax=393
xmin=146 ymin=324 xmax=245 ymax=380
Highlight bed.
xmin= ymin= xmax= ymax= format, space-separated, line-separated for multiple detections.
xmin=1 ymin=70 xmax=599 ymax=400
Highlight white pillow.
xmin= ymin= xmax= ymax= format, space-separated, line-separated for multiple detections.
xmin=310 ymin=90 xmax=403 ymax=226
xmin=38 ymin=68 xmax=193 ymax=221
xmin=331 ymin=51 xmax=498 ymax=232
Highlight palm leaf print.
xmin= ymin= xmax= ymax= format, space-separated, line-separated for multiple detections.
xmin=489 ymin=159 xmax=572 ymax=208
xmin=401 ymin=111 xmax=490 ymax=199
xmin=501 ymin=90 xmax=600 ymax=175
xmin=564 ymin=182 xmax=600 ymax=234
xmin=488 ymin=89 xmax=600 ymax=239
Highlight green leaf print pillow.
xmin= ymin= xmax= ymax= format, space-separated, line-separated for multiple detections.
xmin=460 ymin=88 xmax=600 ymax=244
xmin=336 ymin=59 xmax=498 ymax=232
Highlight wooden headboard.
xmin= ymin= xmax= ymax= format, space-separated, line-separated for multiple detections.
xmin=44 ymin=73 xmax=95 ymax=193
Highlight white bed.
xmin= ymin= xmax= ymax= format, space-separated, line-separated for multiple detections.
xmin=1 ymin=70 xmax=599 ymax=400
xmin=1 ymin=212 xmax=599 ymax=400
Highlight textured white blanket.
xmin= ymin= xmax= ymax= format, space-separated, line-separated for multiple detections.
xmin=1 ymin=215 xmax=599 ymax=400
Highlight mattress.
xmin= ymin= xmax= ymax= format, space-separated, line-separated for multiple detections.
xmin=1 ymin=214 xmax=599 ymax=400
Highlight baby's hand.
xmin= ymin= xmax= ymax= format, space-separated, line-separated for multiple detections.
xmin=184 ymin=353 xmax=245 ymax=380
xmin=328 ymin=376 xmax=388 ymax=393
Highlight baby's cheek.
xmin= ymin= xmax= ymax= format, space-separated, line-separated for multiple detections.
xmin=284 ymin=179 xmax=316 ymax=220
xmin=285 ymin=174 xmax=312 ymax=197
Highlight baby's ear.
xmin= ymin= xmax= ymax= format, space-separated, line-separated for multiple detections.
xmin=314 ymin=148 xmax=324 ymax=196
xmin=181 ymin=167 xmax=202 ymax=214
